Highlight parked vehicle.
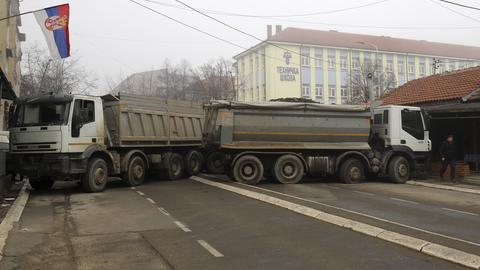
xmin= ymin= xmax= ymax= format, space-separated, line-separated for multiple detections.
xmin=8 ymin=93 xmax=204 ymax=192
xmin=203 ymin=101 xmax=431 ymax=184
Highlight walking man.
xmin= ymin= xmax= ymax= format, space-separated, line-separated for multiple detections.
xmin=439 ymin=134 xmax=457 ymax=183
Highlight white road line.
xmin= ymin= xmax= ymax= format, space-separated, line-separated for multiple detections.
xmin=174 ymin=221 xmax=192 ymax=232
xmin=157 ymin=207 xmax=170 ymax=216
xmin=197 ymin=240 xmax=224 ymax=258
xmin=390 ymin=197 xmax=419 ymax=205
xmin=146 ymin=198 xmax=156 ymax=204
xmin=130 ymin=187 xmax=136 ymax=190
xmin=200 ymin=174 xmax=480 ymax=248
xmin=442 ymin=208 xmax=478 ymax=216
xmin=353 ymin=190 xmax=374 ymax=196
xmin=136 ymin=191 xmax=145 ymax=196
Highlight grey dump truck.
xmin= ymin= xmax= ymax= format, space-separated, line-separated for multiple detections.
xmin=203 ymin=101 xmax=431 ymax=185
xmin=8 ymin=93 xmax=204 ymax=192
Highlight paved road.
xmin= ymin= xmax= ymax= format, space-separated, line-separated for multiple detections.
xmin=0 ymin=176 xmax=472 ymax=270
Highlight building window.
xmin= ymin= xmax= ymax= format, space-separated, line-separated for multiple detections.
xmin=301 ymin=55 xmax=310 ymax=66
xmin=341 ymin=86 xmax=348 ymax=97
xmin=328 ymin=57 xmax=335 ymax=70
xmin=419 ymin=64 xmax=425 ymax=76
xmin=408 ymin=63 xmax=415 ymax=74
xmin=315 ymin=55 xmax=323 ymax=67
xmin=353 ymin=58 xmax=360 ymax=70
xmin=340 ymin=58 xmax=347 ymax=70
xmin=398 ymin=62 xmax=404 ymax=74
xmin=386 ymin=62 xmax=393 ymax=73
xmin=329 ymin=85 xmax=336 ymax=97
xmin=302 ymin=84 xmax=310 ymax=97
xmin=315 ymin=85 xmax=323 ymax=98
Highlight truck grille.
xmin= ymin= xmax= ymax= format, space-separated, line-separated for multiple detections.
xmin=11 ymin=142 xmax=58 ymax=152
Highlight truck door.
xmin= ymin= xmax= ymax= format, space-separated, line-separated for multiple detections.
xmin=400 ymin=109 xmax=429 ymax=152
xmin=69 ymin=98 xmax=98 ymax=152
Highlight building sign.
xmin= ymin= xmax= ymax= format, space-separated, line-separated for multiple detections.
xmin=277 ymin=66 xmax=298 ymax=81
xmin=277 ymin=51 xmax=298 ymax=81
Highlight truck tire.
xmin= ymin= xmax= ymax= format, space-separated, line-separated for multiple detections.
xmin=339 ymin=158 xmax=365 ymax=184
xmin=82 ymin=158 xmax=108 ymax=193
xmin=273 ymin=155 xmax=304 ymax=184
xmin=232 ymin=155 xmax=264 ymax=185
xmin=122 ymin=156 xmax=146 ymax=187
xmin=166 ymin=153 xmax=184 ymax=180
xmin=29 ymin=176 xmax=54 ymax=190
xmin=184 ymin=150 xmax=203 ymax=177
xmin=205 ymin=151 xmax=225 ymax=174
xmin=388 ymin=156 xmax=410 ymax=184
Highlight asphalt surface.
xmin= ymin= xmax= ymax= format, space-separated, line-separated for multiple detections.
xmin=0 ymin=176 xmax=473 ymax=270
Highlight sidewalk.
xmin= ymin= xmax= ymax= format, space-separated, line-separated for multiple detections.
xmin=407 ymin=177 xmax=480 ymax=195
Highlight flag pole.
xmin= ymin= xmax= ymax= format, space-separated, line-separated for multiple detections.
xmin=0 ymin=4 xmax=69 ymax=22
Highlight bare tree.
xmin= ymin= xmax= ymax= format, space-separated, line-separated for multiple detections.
xmin=349 ymin=62 xmax=396 ymax=104
xmin=189 ymin=58 xmax=235 ymax=102
xmin=20 ymin=44 xmax=97 ymax=96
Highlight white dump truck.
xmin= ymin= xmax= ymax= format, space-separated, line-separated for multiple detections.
xmin=8 ymin=93 xmax=204 ymax=192
xmin=203 ymin=101 xmax=431 ymax=184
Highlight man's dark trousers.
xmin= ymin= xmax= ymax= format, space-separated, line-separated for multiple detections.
xmin=440 ymin=159 xmax=456 ymax=180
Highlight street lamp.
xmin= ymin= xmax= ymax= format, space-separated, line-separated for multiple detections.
xmin=357 ymin=41 xmax=382 ymax=101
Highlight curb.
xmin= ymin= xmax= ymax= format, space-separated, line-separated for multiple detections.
xmin=192 ymin=176 xmax=480 ymax=269
xmin=407 ymin=180 xmax=480 ymax=195
xmin=0 ymin=182 xmax=30 ymax=261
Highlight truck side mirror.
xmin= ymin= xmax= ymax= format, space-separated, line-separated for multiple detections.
xmin=8 ymin=103 xmax=15 ymax=128
xmin=71 ymin=109 xmax=86 ymax=138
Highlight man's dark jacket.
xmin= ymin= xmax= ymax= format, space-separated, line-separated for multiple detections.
xmin=440 ymin=140 xmax=457 ymax=160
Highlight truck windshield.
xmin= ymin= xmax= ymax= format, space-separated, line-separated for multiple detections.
xmin=12 ymin=102 xmax=71 ymax=127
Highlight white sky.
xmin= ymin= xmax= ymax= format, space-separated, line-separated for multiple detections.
xmin=18 ymin=0 xmax=480 ymax=94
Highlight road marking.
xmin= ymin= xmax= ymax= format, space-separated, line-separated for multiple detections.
xmin=0 ymin=183 xmax=30 ymax=263
xmin=192 ymin=176 xmax=480 ymax=269
xmin=390 ymin=197 xmax=419 ymax=205
xmin=442 ymin=208 xmax=478 ymax=216
xmin=146 ymin=198 xmax=156 ymax=204
xmin=353 ymin=190 xmax=374 ymax=196
xmin=174 ymin=221 xmax=192 ymax=232
xmin=197 ymin=240 xmax=224 ymax=258
xmin=136 ymin=191 xmax=145 ymax=196
xmin=130 ymin=187 xmax=136 ymax=190
xmin=157 ymin=207 xmax=170 ymax=216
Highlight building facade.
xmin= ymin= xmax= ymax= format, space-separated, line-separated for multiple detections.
xmin=234 ymin=26 xmax=480 ymax=104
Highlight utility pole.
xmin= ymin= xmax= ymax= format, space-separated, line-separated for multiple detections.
xmin=367 ymin=72 xmax=374 ymax=119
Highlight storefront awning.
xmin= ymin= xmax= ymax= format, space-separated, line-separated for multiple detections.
xmin=0 ymin=68 xmax=17 ymax=100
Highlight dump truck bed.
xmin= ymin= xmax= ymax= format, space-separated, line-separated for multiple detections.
xmin=204 ymin=100 xmax=372 ymax=150
xmin=103 ymin=93 xmax=204 ymax=148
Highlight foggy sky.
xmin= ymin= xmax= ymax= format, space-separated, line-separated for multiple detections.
xmin=18 ymin=0 xmax=480 ymax=94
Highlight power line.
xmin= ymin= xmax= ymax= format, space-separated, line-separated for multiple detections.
xmin=145 ymin=0 xmax=391 ymax=18
xmin=429 ymin=0 xmax=480 ymax=24
xmin=437 ymin=0 xmax=480 ymax=11
xmin=172 ymin=0 xmax=352 ymax=68
xmin=144 ymin=0 xmax=480 ymax=30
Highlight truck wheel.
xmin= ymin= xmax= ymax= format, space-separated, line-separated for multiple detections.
xmin=166 ymin=153 xmax=184 ymax=180
xmin=339 ymin=158 xmax=365 ymax=184
xmin=205 ymin=151 xmax=225 ymax=174
xmin=123 ymin=156 xmax=146 ymax=187
xmin=232 ymin=155 xmax=264 ymax=185
xmin=29 ymin=176 xmax=54 ymax=190
xmin=185 ymin=150 xmax=203 ymax=177
xmin=82 ymin=158 xmax=108 ymax=193
xmin=388 ymin=156 xmax=410 ymax=184
xmin=273 ymin=155 xmax=304 ymax=184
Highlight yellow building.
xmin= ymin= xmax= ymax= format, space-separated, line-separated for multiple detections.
xmin=234 ymin=26 xmax=480 ymax=104
xmin=0 ymin=0 xmax=24 ymax=128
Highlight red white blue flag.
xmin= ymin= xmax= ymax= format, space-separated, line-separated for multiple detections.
xmin=34 ymin=4 xmax=70 ymax=59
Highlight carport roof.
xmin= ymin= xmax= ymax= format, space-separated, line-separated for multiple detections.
xmin=382 ymin=66 xmax=480 ymax=105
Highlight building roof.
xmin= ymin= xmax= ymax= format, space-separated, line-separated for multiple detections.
xmin=267 ymin=27 xmax=480 ymax=59
xmin=382 ymin=66 xmax=480 ymax=105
